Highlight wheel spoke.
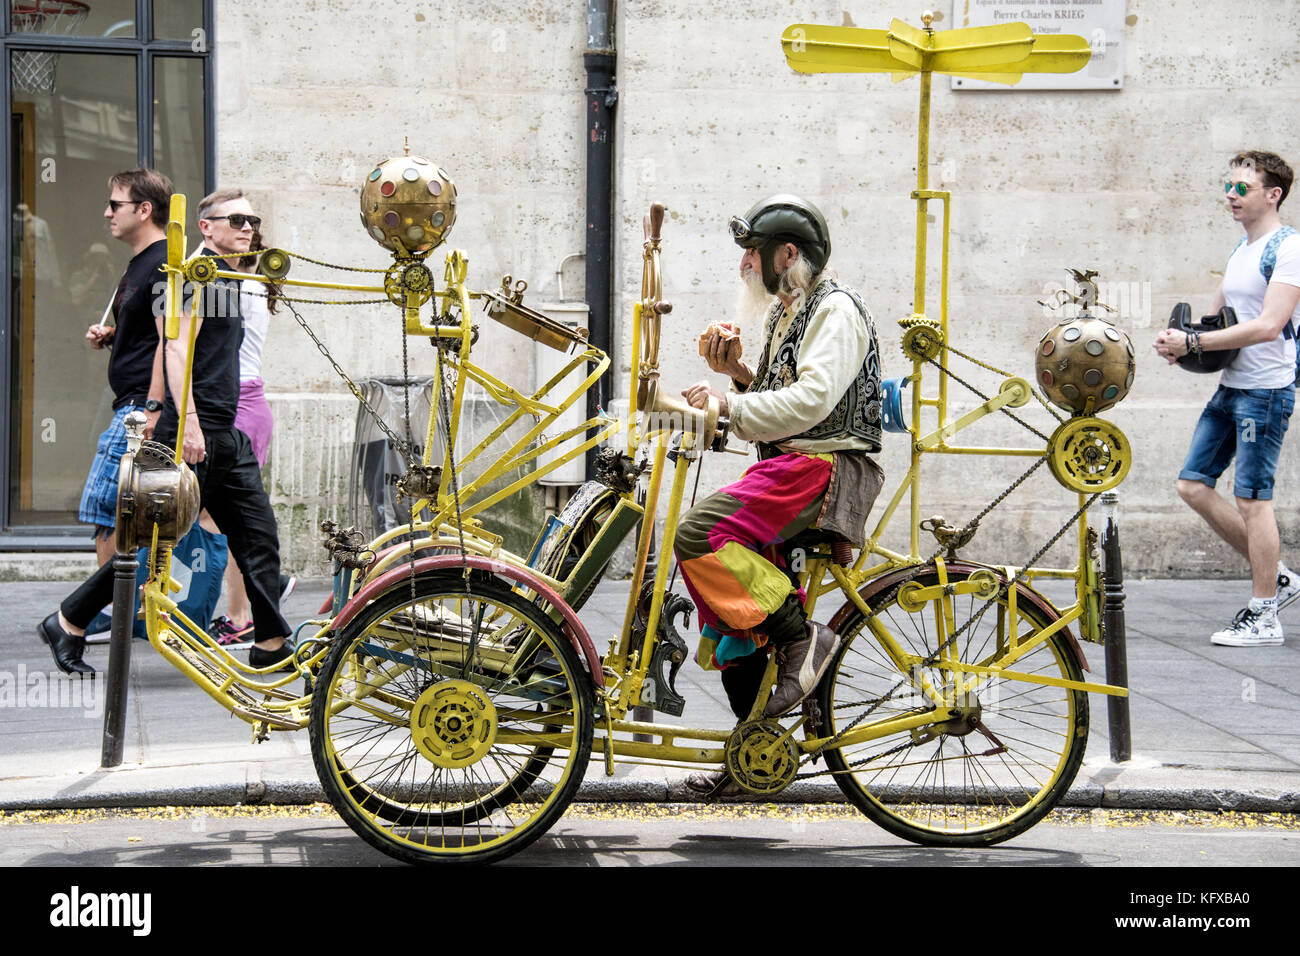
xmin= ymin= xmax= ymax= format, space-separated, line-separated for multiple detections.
xmin=819 ymin=566 xmax=1087 ymax=845
xmin=311 ymin=574 xmax=593 ymax=864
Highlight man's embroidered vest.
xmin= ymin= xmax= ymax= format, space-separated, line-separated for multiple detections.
xmin=748 ymin=277 xmax=882 ymax=451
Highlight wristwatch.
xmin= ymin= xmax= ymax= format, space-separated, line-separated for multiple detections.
xmin=143 ymin=399 xmax=163 ymax=412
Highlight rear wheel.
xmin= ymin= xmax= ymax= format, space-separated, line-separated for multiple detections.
xmin=817 ymin=565 xmax=1088 ymax=846
xmin=309 ymin=571 xmax=593 ymax=865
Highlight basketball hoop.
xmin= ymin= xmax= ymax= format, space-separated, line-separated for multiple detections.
xmin=11 ymin=0 xmax=91 ymax=96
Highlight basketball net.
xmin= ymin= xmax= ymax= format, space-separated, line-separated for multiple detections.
xmin=11 ymin=1 xmax=91 ymax=96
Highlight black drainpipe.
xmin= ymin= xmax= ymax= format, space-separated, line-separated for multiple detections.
xmin=584 ymin=0 xmax=616 ymax=478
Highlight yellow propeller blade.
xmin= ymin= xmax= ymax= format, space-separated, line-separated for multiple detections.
xmin=781 ymin=25 xmax=905 ymax=75
xmin=782 ymin=20 xmax=1089 ymax=79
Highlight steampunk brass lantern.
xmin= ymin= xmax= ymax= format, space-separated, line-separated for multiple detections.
xmin=115 ymin=414 xmax=200 ymax=553
xmin=1035 ymin=316 xmax=1136 ymax=415
xmin=359 ymin=155 xmax=457 ymax=257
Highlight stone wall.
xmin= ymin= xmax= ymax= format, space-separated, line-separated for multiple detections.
xmin=213 ymin=0 xmax=1300 ymax=577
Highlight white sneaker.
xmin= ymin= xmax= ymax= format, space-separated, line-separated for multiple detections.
xmin=1210 ymin=607 xmax=1284 ymax=647
xmin=1276 ymin=568 xmax=1300 ymax=610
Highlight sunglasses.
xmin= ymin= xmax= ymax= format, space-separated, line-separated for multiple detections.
xmin=105 ymin=199 xmax=141 ymax=212
xmin=206 ymin=214 xmax=262 ymax=230
xmin=1224 ymin=181 xmax=1264 ymax=197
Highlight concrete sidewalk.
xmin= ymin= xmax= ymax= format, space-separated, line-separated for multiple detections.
xmin=2 ymin=575 xmax=1298 ymax=812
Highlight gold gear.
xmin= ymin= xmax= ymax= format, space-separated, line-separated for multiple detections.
xmin=410 ymin=679 xmax=498 ymax=769
xmin=1047 ymin=417 xmax=1131 ymax=493
xmin=184 ymin=256 xmax=218 ymax=285
xmin=999 ymin=376 xmax=1032 ymax=409
xmin=384 ymin=262 xmax=435 ymax=307
xmin=966 ymin=568 xmax=1001 ymax=601
xmin=258 ymin=248 xmax=291 ymax=280
xmin=723 ymin=720 xmax=800 ymax=795
xmin=901 ymin=324 xmax=944 ymax=362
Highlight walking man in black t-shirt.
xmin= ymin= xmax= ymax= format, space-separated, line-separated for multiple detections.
xmin=155 ymin=188 xmax=294 ymax=669
xmin=80 ymin=169 xmax=171 ymax=564
xmin=37 ymin=169 xmax=171 ymax=676
xmin=40 ymin=188 xmax=295 ymax=675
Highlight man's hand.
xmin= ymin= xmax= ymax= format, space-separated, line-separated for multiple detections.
xmin=1153 ymin=328 xmax=1186 ymax=365
xmin=700 ymin=328 xmax=752 ymax=385
xmin=86 ymin=325 xmax=114 ymax=349
xmin=181 ymin=419 xmax=205 ymax=464
xmin=143 ymin=409 xmax=161 ymax=440
xmin=681 ymin=381 xmax=729 ymax=417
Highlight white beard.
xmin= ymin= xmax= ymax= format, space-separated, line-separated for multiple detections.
xmin=735 ymin=267 xmax=777 ymax=328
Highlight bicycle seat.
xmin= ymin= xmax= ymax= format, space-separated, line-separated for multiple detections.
xmin=784 ymin=528 xmax=853 ymax=565
xmin=1167 ymin=302 xmax=1239 ymax=373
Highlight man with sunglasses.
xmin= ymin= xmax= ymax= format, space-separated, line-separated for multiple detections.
xmin=154 ymin=189 xmax=294 ymax=669
xmin=675 ymin=195 xmax=884 ymax=795
xmin=36 ymin=169 xmax=173 ymax=675
xmin=1155 ymin=151 xmax=1300 ymax=647
xmin=43 ymin=189 xmax=295 ymax=675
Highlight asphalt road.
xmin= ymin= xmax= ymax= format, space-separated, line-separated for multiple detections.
xmin=4 ymin=804 xmax=1297 ymax=867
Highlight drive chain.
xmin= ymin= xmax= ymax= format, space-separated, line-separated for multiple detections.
xmin=943 ymin=341 xmax=1065 ymax=425
xmin=924 ymin=354 xmax=1052 ymax=443
xmin=283 ymin=299 xmax=415 ymax=461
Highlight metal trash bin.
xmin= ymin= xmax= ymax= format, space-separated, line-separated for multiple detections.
xmin=347 ymin=376 xmax=440 ymax=540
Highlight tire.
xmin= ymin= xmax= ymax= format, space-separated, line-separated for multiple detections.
xmin=310 ymin=570 xmax=593 ymax=865
xmin=817 ymin=565 xmax=1088 ymax=847
xmin=533 ymin=487 xmax=618 ymax=612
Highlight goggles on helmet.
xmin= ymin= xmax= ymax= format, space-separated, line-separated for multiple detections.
xmin=729 ymin=216 xmax=756 ymax=243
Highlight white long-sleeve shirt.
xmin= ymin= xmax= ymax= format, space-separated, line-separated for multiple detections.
xmin=729 ymin=288 xmax=876 ymax=454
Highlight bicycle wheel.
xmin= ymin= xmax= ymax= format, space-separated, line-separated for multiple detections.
xmin=309 ymin=570 xmax=593 ymax=865
xmin=817 ymin=564 xmax=1088 ymax=846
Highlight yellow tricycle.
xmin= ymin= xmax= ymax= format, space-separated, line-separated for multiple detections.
xmin=124 ymin=15 xmax=1133 ymax=865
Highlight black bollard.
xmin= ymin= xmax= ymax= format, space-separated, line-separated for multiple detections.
xmin=100 ymin=548 xmax=137 ymax=768
xmin=1100 ymin=492 xmax=1131 ymax=762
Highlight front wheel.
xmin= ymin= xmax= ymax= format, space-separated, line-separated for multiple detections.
xmin=817 ymin=565 xmax=1088 ymax=846
xmin=309 ymin=571 xmax=593 ymax=865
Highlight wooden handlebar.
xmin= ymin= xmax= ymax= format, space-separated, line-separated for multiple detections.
xmin=648 ymin=202 xmax=664 ymax=242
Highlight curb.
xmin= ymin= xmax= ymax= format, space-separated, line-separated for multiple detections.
xmin=3 ymin=779 xmax=1297 ymax=813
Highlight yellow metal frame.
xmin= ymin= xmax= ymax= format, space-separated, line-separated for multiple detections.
xmin=136 ymin=17 xmax=1126 ymax=801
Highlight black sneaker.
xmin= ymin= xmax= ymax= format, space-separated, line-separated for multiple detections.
xmin=207 ymin=615 xmax=255 ymax=648
xmin=249 ymin=640 xmax=296 ymax=672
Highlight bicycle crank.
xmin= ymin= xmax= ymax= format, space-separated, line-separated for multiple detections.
xmin=723 ymin=720 xmax=800 ymax=795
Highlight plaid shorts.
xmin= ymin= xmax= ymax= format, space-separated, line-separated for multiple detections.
xmin=78 ymin=403 xmax=136 ymax=532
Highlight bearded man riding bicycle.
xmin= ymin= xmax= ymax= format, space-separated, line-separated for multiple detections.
xmin=677 ymin=195 xmax=886 ymax=793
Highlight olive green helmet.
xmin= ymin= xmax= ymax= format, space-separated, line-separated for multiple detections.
xmin=729 ymin=194 xmax=832 ymax=293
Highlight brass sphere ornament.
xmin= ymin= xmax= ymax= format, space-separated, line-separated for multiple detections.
xmin=1035 ymin=315 xmax=1135 ymax=415
xmin=359 ymin=154 xmax=457 ymax=257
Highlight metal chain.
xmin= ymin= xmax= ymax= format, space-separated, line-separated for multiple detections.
xmin=242 ymin=286 xmax=391 ymax=307
xmin=274 ymin=248 xmax=392 ymax=274
xmin=924 ymin=354 xmax=1052 ymax=443
xmin=943 ymin=342 xmax=1066 ymax=425
xmin=282 ymin=299 xmax=415 ymax=460
xmin=959 ymin=455 xmax=1048 ymax=534
xmin=435 ymin=345 xmax=471 ymax=578
xmin=794 ymin=464 xmax=1096 ymax=778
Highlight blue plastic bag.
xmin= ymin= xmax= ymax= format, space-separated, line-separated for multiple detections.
xmin=133 ymin=523 xmax=229 ymax=639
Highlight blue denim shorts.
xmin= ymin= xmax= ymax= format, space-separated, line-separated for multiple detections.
xmin=78 ymin=403 xmax=135 ymax=531
xmin=1179 ymin=385 xmax=1295 ymax=500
